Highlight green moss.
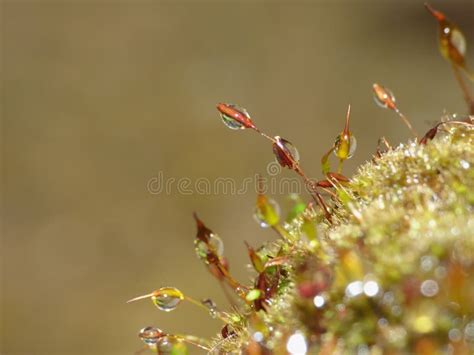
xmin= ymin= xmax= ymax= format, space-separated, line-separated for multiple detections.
xmin=215 ymin=124 xmax=474 ymax=353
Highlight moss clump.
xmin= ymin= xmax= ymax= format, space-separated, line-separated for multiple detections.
xmin=213 ymin=123 xmax=474 ymax=354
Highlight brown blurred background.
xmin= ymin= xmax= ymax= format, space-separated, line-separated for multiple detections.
xmin=2 ymin=1 xmax=473 ymax=354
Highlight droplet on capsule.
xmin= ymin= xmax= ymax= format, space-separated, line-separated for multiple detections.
xmin=373 ymin=83 xmax=396 ymax=110
xmin=254 ymin=195 xmax=280 ymax=228
xmin=333 ymin=134 xmax=357 ymax=159
xmin=201 ymin=298 xmax=218 ymax=318
xmin=425 ymin=3 xmax=467 ymax=67
xmin=286 ymin=332 xmax=308 ymax=355
xmin=272 ymin=136 xmax=300 ymax=169
xmin=151 ymin=287 xmax=184 ymax=312
xmin=217 ymin=103 xmax=256 ymax=130
xmin=194 ymin=233 xmax=224 ymax=263
xmin=156 ymin=335 xmax=176 ymax=353
xmin=139 ymin=326 xmax=164 ymax=346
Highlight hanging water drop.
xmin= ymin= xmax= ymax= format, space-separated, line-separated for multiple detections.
xmin=156 ymin=335 xmax=175 ymax=353
xmin=425 ymin=3 xmax=467 ymax=67
xmin=151 ymin=287 xmax=184 ymax=312
xmin=286 ymin=332 xmax=308 ymax=355
xmin=201 ymin=298 xmax=218 ymax=318
xmin=194 ymin=233 xmax=224 ymax=263
xmin=139 ymin=326 xmax=164 ymax=346
xmin=373 ymin=84 xmax=396 ymax=109
xmin=217 ymin=103 xmax=255 ymax=130
xmin=272 ymin=136 xmax=300 ymax=169
xmin=333 ymin=134 xmax=357 ymax=160
xmin=254 ymin=195 xmax=280 ymax=228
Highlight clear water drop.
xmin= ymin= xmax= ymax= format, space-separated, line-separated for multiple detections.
xmin=253 ymin=197 xmax=281 ymax=228
xmin=151 ymin=287 xmax=184 ymax=311
xmin=373 ymin=84 xmax=396 ymax=109
xmin=273 ymin=136 xmax=300 ymax=169
xmin=201 ymin=298 xmax=218 ymax=318
xmin=420 ymin=279 xmax=439 ymax=297
xmin=139 ymin=326 xmax=164 ymax=346
xmin=156 ymin=335 xmax=175 ymax=353
xmin=345 ymin=280 xmax=364 ymax=297
xmin=313 ymin=295 xmax=325 ymax=308
xmin=333 ymin=135 xmax=357 ymax=159
xmin=208 ymin=233 xmax=224 ymax=257
xmin=194 ymin=233 xmax=224 ymax=263
xmin=363 ymin=280 xmax=380 ymax=297
xmin=450 ymin=28 xmax=466 ymax=57
xmin=286 ymin=332 xmax=308 ymax=355
xmin=219 ymin=104 xmax=250 ymax=130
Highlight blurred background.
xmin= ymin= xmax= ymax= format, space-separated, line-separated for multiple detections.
xmin=2 ymin=0 xmax=473 ymax=354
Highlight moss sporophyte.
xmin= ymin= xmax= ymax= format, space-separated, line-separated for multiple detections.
xmin=128 ymin=4 xmax=474 ymax=354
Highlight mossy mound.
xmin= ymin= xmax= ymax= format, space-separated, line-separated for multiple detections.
xmin=217 ymin=123 xmax=474 ymax=354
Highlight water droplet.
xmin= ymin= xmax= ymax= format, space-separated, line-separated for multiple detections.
xmin=345 ymin=280 xmax=364 ymax=297
xmin=420 ymin=255 xmax=437 ymax=272
xmin=313 ymin=295 xmax=325 ymax=308
xmin=357 ymin=344 xmax=370 ymax=355
xmin=217 ymin=103 xmax=254 ymax=130
xmin=254 ymin=196 xmax=280 ymax=228
xmin=273 ymin=136 xmax=300 ymax=169
xmin=460 ymin=160 xmax=470 ymax=169
xmin=448 ymin=328 xmax=462 ymax=342
xmin=252 ymin=331 xmax=264 ymax=342
xmin=383 ymin=292 xmax=394 ymax=305
xmin=373 ymin=84 xmax=396 ymax=109
xmin=201 ymin=299 xmax=218 ymax=318
xmin=420 ymin=280 xmax=439 ymax=297
xmin=156 ymin=335 xmax=175 ymax=353
xmin=333 ymin=134 xmax=357 ymax=160
xmin=286 ymin=332 xmax=307 ymax=355
xmin=363 ymin=280 xmax=380 ymax=297
xmin=151 ymin=287 xmax=184 ymax=311
xmin=464 ymin=321 xmax=474 ymax=343
xmin=139 ymin=326 xmax=164 ymax=346
xmin=449 ymin=28 xmax=466 ymax=57
xmin=194 ymin=233 xmax=224 ymax=263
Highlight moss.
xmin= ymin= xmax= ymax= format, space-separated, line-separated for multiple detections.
xmin=214 ymin=124 xmax=474 ymax=353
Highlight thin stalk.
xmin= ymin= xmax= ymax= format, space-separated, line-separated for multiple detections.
xmin=452 ymin=63 xmax=474 ymax=115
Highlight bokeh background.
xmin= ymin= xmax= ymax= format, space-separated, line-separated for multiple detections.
xmin=2 ymin=0 xmax=473 ymax=354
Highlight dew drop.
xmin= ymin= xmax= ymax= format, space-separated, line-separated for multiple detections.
xmin=313 ymin=295 xmax=325 ymax=308
xmin=464 ymin=321 xmax=474 ymax=343
xmin=373 ymin=84 xmax=396 ymax=109
xmin=333 ymin=135 xmax=357 ymax=159
xmin=201 ymin=298 xmax=218 ymax=318
xmin=151 ymin=287 xmax=184 ymax=311
xmin=363 ymin=280 xmax=380 ymax=297
xmin=420 ymin=255 xmax=437 ymax=272
xmin=139 ymin=326 xmax=164 ymax=346
xmin=460 ymin=160 xmax=470 ymax=169
xmin=194 ymin=233 xmax=224 ymax=263
xmin=450 ymin=28 xmax=466 ymax=57
xmin=253 ymin=331 xmax=264 ymax=342
xmin=254 ymin=197 xmax=281 ymax=228
xmin=273 ymin=136 xmax=300 ymax=169
xmin=448 ymin=328 xmax=462 ymax=342
xmin=217 ymin=103 xmax=253 ymax=130
xmin=345 ymin=280 xmax=364 ymax=298
xmin=286 ymin=332 xmax=308 ymax=355
xmin=156 ymin=335 xmax=175 ymax=353
xmin=420 ymin=280 xmax=439 ymax=297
